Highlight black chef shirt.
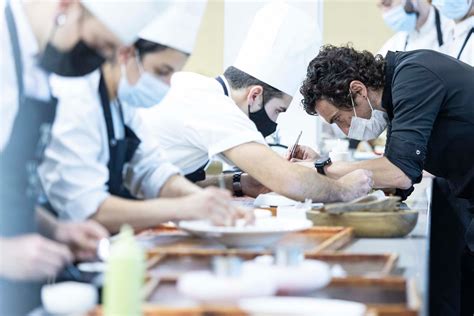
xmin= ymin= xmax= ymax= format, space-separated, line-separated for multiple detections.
xmin=382 ymin=50 xmax=474 ymax=200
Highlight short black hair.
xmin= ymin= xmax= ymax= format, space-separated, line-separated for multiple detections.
xmin=223 ymin=66 xmax=284 ymax=105
xmin=300 ymin=44 xmax=385 ymax=115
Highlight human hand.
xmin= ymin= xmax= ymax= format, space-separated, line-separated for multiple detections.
xmin=181 ymin=187 xmax=254 ymax=226
xmin=336 ymin=169 xmax=374 ymax=201
xmin=241 ymin=173 xmax=270 ymax=197
xmin=54 ymin=220 xmax=109 ymax=261
xmin=285 ymin=145 xmax=320 ymax=162
xmin=0 ymin=235 xmax=73 ymax=281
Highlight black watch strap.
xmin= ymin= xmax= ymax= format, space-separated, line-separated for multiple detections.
xmin=232 ymin=172 xmax=244 ymax=197
xmin=314 ymin=157 xmax=331 ymax=175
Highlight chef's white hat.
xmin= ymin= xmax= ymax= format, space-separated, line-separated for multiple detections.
xmin=233 ymin=2 xmax=321 ymax=96
xmin=82 ymin=1 xmax=169 ymax=45
xmin=139 ymin=1 xmax=207 ymax=54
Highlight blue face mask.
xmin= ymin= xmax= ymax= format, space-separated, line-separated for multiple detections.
xmin=383 ymin=3 xmax=418 ymax=32
xmin=117 ymin=60 xmax=170 ymax=108
xmin=432 ymin=0 xmax=472 ymax=20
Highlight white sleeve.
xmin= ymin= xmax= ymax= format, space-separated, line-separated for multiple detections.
xmin=39 ymin=74 xmax=110 ymax=220
xmin=122 ymin=107 xmax=181 ymax=199
xmin=183 ymin=97 xmax=266 ymax=159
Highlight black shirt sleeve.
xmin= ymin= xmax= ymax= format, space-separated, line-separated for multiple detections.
xmin=384 ymin=63 xmax=446 ymax=185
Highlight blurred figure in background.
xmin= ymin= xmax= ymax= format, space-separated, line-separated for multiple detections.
xmin=433 ymin=0 xmax=473 ymax=65
xmin=39 ymin=2 xmax=248 ymax=234
xmin=378 ymin=0 xmax=454 ymax=56
xmin=0 ymin=0 xmax=164 ymax=314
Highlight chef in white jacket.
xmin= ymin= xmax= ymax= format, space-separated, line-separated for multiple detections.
xmin=141 ymin=2 xmax=373 ymax=204
xmin=39 ymin=2 xmax=246 ymax=234
xmin=433 ymin=0 xmax=473 ymax=65
xmin=378 ymin=0 xmax=454 ymax=56
xmin=0 ymin=0 xmax=164 ymax=313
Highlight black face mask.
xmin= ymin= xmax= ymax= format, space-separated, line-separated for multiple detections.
xmin=39 ymin=40 xmax=105 ymax=77
xmin=249 ymin=103 xmax=277 ymax=137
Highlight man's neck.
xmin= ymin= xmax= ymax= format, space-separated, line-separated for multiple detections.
xmin=415 ymin=3 xmax=431 ymax=31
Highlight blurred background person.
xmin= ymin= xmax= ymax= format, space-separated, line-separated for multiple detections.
xmin=433 ymin=0 xmax=473 ymax=65
xmin=378 ymin=0 xmax=454 ymax=56
xmin=1 ymin=0 xmax=164 ymax=314
xmin=39 ymin=2 xmax=248 ymax=234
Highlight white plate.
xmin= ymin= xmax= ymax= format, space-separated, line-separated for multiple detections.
xmin=239 ymin=297 xmax=366 ymax=316
xmin=178 ymin=218 xmax=312 ymax=248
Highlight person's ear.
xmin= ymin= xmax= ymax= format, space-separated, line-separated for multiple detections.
xmin=349 ymin=80 xmax=368 ymax=98
xmin=246 ymin=85 xmax=264 ymax=110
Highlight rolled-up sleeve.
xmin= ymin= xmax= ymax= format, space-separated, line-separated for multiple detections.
xmin=384 ymin=63 xmax=446 ymax=185
xmin=122 ymin=109 xmax=181 ymax=199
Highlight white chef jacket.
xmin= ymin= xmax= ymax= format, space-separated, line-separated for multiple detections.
xmin=447 ymin=16 xmax=473 ymax=66
xmin=0 ymin=0 xmax=51 ymax=152
xmin=38 ymin=71 xmax=180 ymax=220
xmin=138 ymin=72 xmax=266 ymax=175
xmin=378 ymin=6 xmax=454 ymax=56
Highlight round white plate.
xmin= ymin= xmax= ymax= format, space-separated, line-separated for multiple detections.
xmin=239 ymin=297 xmax=366 ymax=316
xmin=178 ymin=218 xmax=312 ymax=248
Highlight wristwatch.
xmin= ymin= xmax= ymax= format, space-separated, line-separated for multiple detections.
xmin=232 ymin=172 xmax=244 ymax=197
xmin=314 ymin=157 xmax=332 ymax=175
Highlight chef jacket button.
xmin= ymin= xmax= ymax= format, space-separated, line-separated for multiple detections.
xmin=416 ymin=150 xmax=420 ymax=155
xmin=110 ymin=139 xmax=117 ymax=146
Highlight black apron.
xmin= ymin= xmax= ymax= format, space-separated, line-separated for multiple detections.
xmin=457 ymin=27 xmax=473 ymax=60
xmin=404 ymin=7 xmax=444 ymax=50
xmin=184 ymin=76 xmax=229 ymax=183
xmin=1 ymin=3 xmax=57 ymax=314
xmin=98 ymin=73 xmax=141 ymax=198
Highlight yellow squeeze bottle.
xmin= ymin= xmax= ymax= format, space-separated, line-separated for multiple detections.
xmin=103 ymin=225 xmax=145 ymax=316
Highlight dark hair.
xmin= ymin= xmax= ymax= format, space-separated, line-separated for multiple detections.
xmin=300 ymin=44 xmax=385 ymax=115
xmin=223 ymin=66 xmax=284 ymax=105
xmin=134 ymin=39 xmax=171 ymax=60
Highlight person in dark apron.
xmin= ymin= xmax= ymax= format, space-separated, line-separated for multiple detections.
xmin=0 ymin=0 xmax=149 ymax=312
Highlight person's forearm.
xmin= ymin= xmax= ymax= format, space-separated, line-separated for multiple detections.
xmin=325 ymin=157 xmax=411 ymax=189
xmin=91 ymin=195 xmax=191 ymax=233
xmin=159 ymin=175 xmax=202 ymax=198
xmin=197 ymin=174 xmax=233 ymax=191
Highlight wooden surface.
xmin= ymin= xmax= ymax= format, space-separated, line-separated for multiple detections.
xmin=138 ymin=226 xmax=353 ymax=256
xmin=145 ymin=252 xmax=399 ymax=286
xmin=306 ymin=210 xmax=419 ymax=238
xmin=91 ymin=277 xmax=418 ymax=316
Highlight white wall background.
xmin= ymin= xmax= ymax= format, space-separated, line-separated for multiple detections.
xmin=223 ymin=0 xmax=325 ymax=149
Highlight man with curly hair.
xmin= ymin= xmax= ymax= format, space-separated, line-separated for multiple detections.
xmin=296 ymin=45 xmax=474 ymax=316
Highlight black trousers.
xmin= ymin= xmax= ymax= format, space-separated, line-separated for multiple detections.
xmin=429 ymin=178 xmax=474 ymax=316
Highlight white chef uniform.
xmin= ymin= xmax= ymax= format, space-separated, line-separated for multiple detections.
xmin=140 ymin=2 xmax=321 ymax=177
xmin=38 ymin=3 xmax=206 ymax=220
xmin=448 ymin=16 xmax=473 ymax=65
xmin=378 ymin=6 xmax=454 ymax=56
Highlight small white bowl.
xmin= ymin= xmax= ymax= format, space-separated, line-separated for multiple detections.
xmin=42 ymin=281 xmax=97 ymax=315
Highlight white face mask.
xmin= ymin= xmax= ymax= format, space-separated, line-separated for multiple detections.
xmin=382 ymin=2 xmax=418 ymax=33
xmin=347 ymin=93 xmax=389 ymax=141
xmin=117 ymin=54 xmax=170 ymax=108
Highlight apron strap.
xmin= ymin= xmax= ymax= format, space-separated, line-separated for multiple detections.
xmin=434 ymin=7 xmax=444 ymax=47
xmin=4 ymin=2 xmax=24 ymax=98
xmin=457 ymin=27 xmax=473 ymax=60
xmin=98 ymin=72 xmax=117 ymax=146
xmin=215 ymin=76 xmax=229 ymax=96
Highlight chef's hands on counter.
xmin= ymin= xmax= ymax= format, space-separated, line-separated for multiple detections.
xmin=0 ymin=235 xmax=73 ymax=281
xmin=53 ymin=220 xmax=109 ymax=261
xmin=287 ymin=144 xmax=412 ymax=190
xmin=180 ymin=187 xmax=254 ymax=226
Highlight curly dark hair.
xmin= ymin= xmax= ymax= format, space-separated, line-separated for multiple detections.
xmin=300 ymin=44 xmax=385 ymax=115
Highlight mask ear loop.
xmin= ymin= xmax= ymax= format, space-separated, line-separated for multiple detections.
xmin=349 ymin=90 xmax=358 ymax=117
xmin=134 ymin=49 xmax=145 ymax=76
xmin=366 ymin=95 xmax=375 ymax=114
